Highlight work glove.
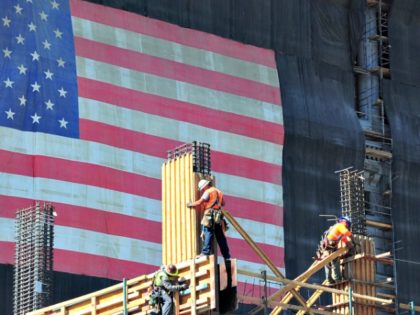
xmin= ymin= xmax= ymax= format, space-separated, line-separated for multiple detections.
xmin=186 ymin=201 xmax=193 ymax=208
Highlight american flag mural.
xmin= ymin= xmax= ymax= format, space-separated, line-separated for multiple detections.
xmin=0 ymin=0 xmax=284 ymax=288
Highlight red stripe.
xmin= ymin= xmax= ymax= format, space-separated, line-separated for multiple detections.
xmin=0 ymin=150 xmax=161 ymax=200
xmin=75 ymin=37 xmax=281 ymax=105
xmin=80 ymin=119 xmax=282 ymax=185
xmin=0 ymin=241 xmax=14 ymax=265
xmin=236 ymin=283 xmax=282 ymax=300
xmin=0 ymin=195 xmax=162 ymax=243
xmin=78 ymin=78 xmax=284 ymax=146
xmin=227 ymin=238 xmax=284 ymax=268
xmin=70 ymin=0 xmax=277 ymax=68
xmin=225 ymin=196 xmax=283 ymax=226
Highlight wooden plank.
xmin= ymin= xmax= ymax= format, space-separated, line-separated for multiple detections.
xmin=184 ymin=155 xmax=192 ymax=259
xmin=242 ymin=295 xmax=339 ymax=315
xmin=27 ymin=256 xmax=216 ymax=315
xmin=296 ymin=280 xmax=329 ymax=315
xmin=162 ymin=162 xmax=167 ymax=264
xmin=190 ymin=258 xmax=197 ymax=315
xmin=223 ymin=210 xmax=308 ymax=310
xmin=400 ymin=303 xmax=420 ymax=312
xmin=237 ymin=269 xmax=392 ymax=305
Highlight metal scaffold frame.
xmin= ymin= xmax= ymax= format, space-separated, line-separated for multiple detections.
xmin=13 ymin=202 xmax=55 ymax=315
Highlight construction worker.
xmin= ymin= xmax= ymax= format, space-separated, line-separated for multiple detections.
xmin=187 ymin=179 xmax=231 ymax=260
xmin=317 ymin=215 xmax=354 ymax=284
xmin=150 ymin=264 xmax=188 ymax=315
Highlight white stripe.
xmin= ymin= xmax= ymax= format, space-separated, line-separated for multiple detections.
xmin=0 ymin=218 xmax=14 ymax=242
xmin=0 ymin=127 xmax=282 ymax=206
xmin=76 ymin=57 xmax=283 ymax=126
xmin=72 ymin=17 xmax=280 ymax=87
xmin=215 ymin=172 xmax=283 ymax=207
xmin=56 ymin=225 xmax=162 ymax=266
xmin=0 ymin=173 xmax=283 ymax=244
xmin=0 ymin=126 xmax=162 ymax=180
xmin=229 ymin=217 xmax=284 ymax=248
xmin=79 ymin=97 xmax=283 ymax=165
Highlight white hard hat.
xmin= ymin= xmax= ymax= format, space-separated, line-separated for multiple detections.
xmin=198 ymin=179 xmax=210 ymax=191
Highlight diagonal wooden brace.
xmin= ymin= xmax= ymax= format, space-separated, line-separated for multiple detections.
xmin=270 ymin=247 xmax=348 ymax=315
xmin=222 ymin=210 xmax=309 ymax=310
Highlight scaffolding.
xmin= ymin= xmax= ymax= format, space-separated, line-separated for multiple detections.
xmin=353 ymin=0 xmax=396 ymax=312
xmin=13 ymin=203 xmax=55 ymax=315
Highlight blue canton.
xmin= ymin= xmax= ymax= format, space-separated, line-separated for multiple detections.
xmin=0 ymin=0 xmax=79 ymax=138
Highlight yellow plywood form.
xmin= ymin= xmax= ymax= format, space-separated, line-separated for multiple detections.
xmin=330 ymin=235 xmax=377 ymax=315
xmin=162 ymin=153 xmax=201 ymax=265
xmin=27 ymin=256 xmax=216 ymax=315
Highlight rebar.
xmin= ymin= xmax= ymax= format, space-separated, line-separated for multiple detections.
xmin=13 ymin=202 xmax=55 ymax=315
xmin=337 ymin=167 xmax=367 ymax=235
xmin=167 ymin=141 xmax=211 ymax=175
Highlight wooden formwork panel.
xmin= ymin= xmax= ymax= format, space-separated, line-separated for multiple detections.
xmin=162 ymin=153 xmax=197 ymax=265
xmin=162 ymin=153 xmax=213 ymax=265
xmin=27 ymin=256 xmax=216 ymax=315
xmin=332 ymin=235 xmax=376 ymax=315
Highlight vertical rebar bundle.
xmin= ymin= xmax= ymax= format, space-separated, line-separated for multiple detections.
xmin=13 ymin=202 xmax=55 ymax=315
xmin=167 ymin=141 xmax=211 ymax=175
xmin=337 ymin=167 xmax=367 ymax=235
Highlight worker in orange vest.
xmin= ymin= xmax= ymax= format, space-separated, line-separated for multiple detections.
xmin=318 ymin=215 xmax=354 ymax=284
xmin=187 ymin=179 xmax=231 ymax=261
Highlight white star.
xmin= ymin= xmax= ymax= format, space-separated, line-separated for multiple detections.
xmin=3 ymin=47 xmax=12 ymax=58
xmin=39 ymin=11 xmax=48 ymax=21
xmin=44 ymin=69 xmax=54 ymax=80
xmin=53 ymin=28 xmax=63 ymax=38
xmin=57 ymin=57 xmax=65 ymax=68
xmin=42 ymin=40 xmax=51 ymax=50
xmin=31 ymin=81 xmax=41 ymax=92
xmin=16 ymin=34 xmax=25 ymax=44
xmin=3 ymin=78 xmax=14 ymax=88
xmin=31 ymin=113 xmax=41 ymax=124
xmin=28 ymin=22 xmax=37 ymax=32
xmin=51 ymin=0 xmax=60 ymax=9
xmin=59 ymin=118 xmax=68 ymax=129
xmin=58 ymin=87 xmax=67 ymax=97
xmin=45 ymin=99 xmax=54 ymax=110
xmin=5 ymin=108 xmax=15 ymax=120
xmin=31 ymin=50 xmax=40 ymax=61
xmin=17 ymin=64 xmax=28 ymax=74
xmin=18 ymin=95 xmax=27 ymax=106
xmin=2 ymin=16 xmax=11 ymax=27
xmin=14 ymin=4 xmax=23 ymax=15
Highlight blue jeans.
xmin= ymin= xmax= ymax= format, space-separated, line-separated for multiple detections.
xmin=201 ymin=224 xmax=230 ymax=259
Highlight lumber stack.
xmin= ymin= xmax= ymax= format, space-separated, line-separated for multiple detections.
xmin=27 ymin=256 xmax=216 ymax=315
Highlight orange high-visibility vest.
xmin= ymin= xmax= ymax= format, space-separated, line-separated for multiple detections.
xmin=202 ymin=187 xmax=223 ymax=210
xmin=326 ymin=222 xmax=352 ymax=243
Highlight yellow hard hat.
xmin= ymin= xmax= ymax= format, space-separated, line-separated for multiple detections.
xmin=165 ymin=264 xmax=179 ymax=276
